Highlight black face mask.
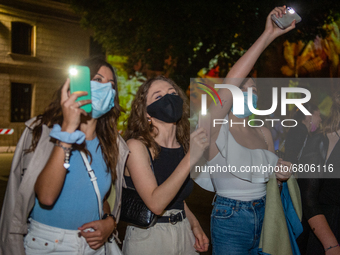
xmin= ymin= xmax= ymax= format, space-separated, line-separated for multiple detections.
xmin=147 ymin=94 xmax=183 ymax=123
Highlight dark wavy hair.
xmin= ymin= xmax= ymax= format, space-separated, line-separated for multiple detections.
xmin=27 ymin=57 xmax=121 ymax=180
xmin=124 ymin=76 xmax=190 ymax=158
xmin=292 ymin=103 xmax=319 ymax=123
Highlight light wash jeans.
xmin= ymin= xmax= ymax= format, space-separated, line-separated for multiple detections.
xmin=24 ymin=219 xmax=105 ymax=255
xmin=211 ymin=195 xmax=266 ymax=255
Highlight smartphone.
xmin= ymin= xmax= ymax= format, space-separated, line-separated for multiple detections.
xmin=271 ymin=7 xmax=301 ymax=29
xmin=198 ymin=112 xmax=211 ymax=144
xmin=69 ymin=65 xmax=92 ymax=113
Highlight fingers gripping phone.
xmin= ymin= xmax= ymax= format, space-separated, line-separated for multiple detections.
xmin=271 ymin=7 xmax=301 ymax=29
xmin=69 ymin=65 xmax=92 ymax=113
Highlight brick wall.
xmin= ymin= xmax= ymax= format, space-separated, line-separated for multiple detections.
xmin=0 ymin=0 xmax=91 ymax=146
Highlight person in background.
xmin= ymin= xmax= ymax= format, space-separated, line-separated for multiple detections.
xmin=284 ymin=103 xmax=322 ymax=254
xmin=299 ymin=91 xmax=340 ymax=255
xmin=284 ymin=103 xmax=322 ymax=166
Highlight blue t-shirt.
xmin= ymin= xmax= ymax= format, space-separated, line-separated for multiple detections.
xmin=30 ymin=137 xmax=111 ymax=230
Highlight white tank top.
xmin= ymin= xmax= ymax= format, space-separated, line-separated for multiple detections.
xmin=193 ymin=115 xmax=278 ymax=201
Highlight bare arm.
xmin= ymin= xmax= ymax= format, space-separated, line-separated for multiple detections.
xmin=308 ymin=215 xmax=340 ymax=254
xmin=34 ymin=145 xmax=69 ymax=206
xmin=34 ymin=79 xmax=91 ymax=206
xmin=126 ymin=128 xmax=208 ymax=215
xmin=184 ymin=201 xmax=209 ymax=252
xmin=209 ymin=6 xmax=296 ymax=138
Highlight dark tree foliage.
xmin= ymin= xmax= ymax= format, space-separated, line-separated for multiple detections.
xmin=67 ymin=0 xmax=340 ymax=88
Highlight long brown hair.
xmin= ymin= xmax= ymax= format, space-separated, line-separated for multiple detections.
xmin=27 ymin=57 xmax=121 ymax=181
xmin=323 ymin=90 xmax=340 ymax=134
xmin=124 ymin=76 xmax=190 ymax=158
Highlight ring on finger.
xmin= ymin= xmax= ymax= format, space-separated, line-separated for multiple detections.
xmin=77 ymin=101 xmax=81 ymax=107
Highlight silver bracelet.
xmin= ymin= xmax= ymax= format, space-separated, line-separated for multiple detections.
xmin=54 ymin=141 xmax=72 ymax=169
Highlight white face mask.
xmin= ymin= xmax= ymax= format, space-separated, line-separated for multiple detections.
xmin=90 ymin=81 xmax=116 ymax=118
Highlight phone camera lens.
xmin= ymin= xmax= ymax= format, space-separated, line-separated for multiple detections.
xmin=69 ymin=68 xmax=78 ymax=76
xmin=287 ymin=7 xmax=295 ymax=14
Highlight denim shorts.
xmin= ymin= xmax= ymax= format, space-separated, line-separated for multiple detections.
xmin=211 ymin=195 xmax=266 ymax=255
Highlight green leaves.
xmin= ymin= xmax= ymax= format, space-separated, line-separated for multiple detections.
xmin=67 ymin=0 xmax=340 ymax=88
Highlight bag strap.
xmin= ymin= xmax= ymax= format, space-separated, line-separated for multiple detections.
xmin=80 ymin=151 xmax=103 ymax=218
xmin=259 ymin=128 xmax=268 ymax=146
xmin=279 ymin=139 xmax=286 ymax=151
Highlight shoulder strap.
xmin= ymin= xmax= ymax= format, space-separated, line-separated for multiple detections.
xmin=279 ymin=139 xmax=286 ymax=151
xmin=145 ymin=146 xmax=155 ymax=173
xmin=80 ymin=151 xmax=103 ymax=218
xmin=259 ymin=128 xmax=268 ymax=146
xmin=297 ymin=135 xmax=308 ymax=161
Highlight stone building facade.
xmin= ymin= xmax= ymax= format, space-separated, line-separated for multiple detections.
xmin=0 ymin=0 xmax=92 ymax=147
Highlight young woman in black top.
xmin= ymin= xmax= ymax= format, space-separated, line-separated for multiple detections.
xmin=299 ymin=91 xmax=340 ymax=255
xmin=284 ymin=103 xmax=322 ymax=254
xmin=122 ymin=76 xmax=209 ymax=254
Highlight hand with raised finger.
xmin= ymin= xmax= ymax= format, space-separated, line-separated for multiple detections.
xmin=265 ymin=6 xmax=296 ymax=39
xmin=189 ymin=127 xmax=209 ymax=167
xmin=60 ymin=78 xmax=92 ymax=133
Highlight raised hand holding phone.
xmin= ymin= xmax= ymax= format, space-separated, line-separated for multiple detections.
xmin=60 ymin=78 xmax=91 ymax=133
xmin=264 ymin=6 xmax=297 ymax=43
xmin=271 ymin=7 xmax=301 ymax=30
xmin=69 ymin=65 xmax=92 ymax=113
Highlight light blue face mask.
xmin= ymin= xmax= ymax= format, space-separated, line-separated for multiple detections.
xmin=90 ymin=81 xmax=116 ymax=119
xmin=231 ymin=91 xmax=258 ymax=119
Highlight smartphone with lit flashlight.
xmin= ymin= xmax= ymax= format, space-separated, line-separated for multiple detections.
xmin=271 ymin=7 xmax=301 ymax=29
xmin=69 ymin=65 xmax=92 ymax=113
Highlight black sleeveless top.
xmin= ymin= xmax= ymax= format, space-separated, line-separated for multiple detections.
xmin=124 ymin=145 xmax=193 ymax=210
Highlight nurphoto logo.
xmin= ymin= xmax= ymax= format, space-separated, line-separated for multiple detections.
xmin=199 ymin=83 xmax=312 ymax=128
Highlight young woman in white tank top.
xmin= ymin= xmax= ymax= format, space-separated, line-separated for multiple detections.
xmin=194 ymin=6 xmax=295 ymax=255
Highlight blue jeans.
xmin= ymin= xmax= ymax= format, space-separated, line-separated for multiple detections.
xmin=211 ymin=195 xmax=266 ymax=255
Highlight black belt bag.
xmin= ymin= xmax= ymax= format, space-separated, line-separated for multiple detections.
xmin=157 ymin=210 xmax=186 ymax=225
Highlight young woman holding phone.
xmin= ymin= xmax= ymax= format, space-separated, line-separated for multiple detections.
xmin=0 ymin=57 xmax=128 ymax=255
xmin=195 ymin=6 xmax=297 ymax=255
